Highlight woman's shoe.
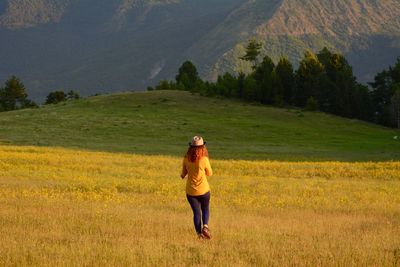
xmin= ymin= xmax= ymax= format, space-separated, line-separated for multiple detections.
xmin=202 ymin=225 xmax=211 ymax=239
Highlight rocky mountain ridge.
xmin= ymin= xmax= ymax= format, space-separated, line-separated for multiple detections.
xmin=0 ymin=0 xmax=399 ymax=99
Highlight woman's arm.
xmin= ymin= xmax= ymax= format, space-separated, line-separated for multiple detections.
xmin=205 ymin=157 xmax=213 ymax=177
xmin=181 ymin=158 xmax=188 ymax=179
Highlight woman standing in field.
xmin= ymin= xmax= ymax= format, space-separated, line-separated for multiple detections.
xmin=181 ymin=136 xmax=213 ymax=239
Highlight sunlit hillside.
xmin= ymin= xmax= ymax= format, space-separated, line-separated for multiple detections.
xmin=0 ymin=90 xmax=399 ymax=161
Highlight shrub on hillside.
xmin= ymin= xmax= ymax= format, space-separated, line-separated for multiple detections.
xmin=305 ymin=96 xmax=318 ymax=111
xmin=45 ymin=90 xmax=80 ymax=105
xmin=67 ymin=90 xmax=80 ymax=100
xmin=45 ymin=91 xmax=66 ymax=104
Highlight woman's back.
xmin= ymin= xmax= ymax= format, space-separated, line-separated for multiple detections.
xmin=182 ymin=156 xmax=212 ymax=196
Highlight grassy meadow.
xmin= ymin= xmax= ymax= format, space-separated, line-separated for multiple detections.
xmin=0 ymin=91 xmax=400 ymax=266
xmin=0 ymin=145 xmax=399 ymax=266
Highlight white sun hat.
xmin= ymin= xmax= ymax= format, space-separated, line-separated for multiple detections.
xmin=189 ymin=136 xmax=207 ymax=147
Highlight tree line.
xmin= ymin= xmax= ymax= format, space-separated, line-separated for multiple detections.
xmin=0 ymin=75 xmax=80 ymax=112
xmin=150 ymin=40 xmax=400 ymax=128
xmin=1 ymin=40 xmax=399 ymax=128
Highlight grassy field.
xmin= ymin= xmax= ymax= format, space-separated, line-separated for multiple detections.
xmin=0 ymin=145 xmax=399 ymax=266
xmin=0 ymin=91 xmax=400 ymax=266
xmin=0 ymin=90 xmax=399 ymax=161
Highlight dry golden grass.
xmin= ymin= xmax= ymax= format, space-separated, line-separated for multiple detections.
xmin=1 ymin=145 xmax=400 ymax=266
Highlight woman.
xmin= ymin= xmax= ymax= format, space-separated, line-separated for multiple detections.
xmin=181 ymin=136 xmax=213 ymax=239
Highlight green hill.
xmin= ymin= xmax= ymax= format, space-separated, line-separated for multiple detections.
xmin=0 ymin=90 xmax=398 ymax=161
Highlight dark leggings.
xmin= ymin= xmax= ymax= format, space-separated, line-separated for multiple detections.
xmin=186 ymin=191 xmax=210 ymax=234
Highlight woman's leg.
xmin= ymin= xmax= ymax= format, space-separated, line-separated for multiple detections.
xmin=186 ymin=194 xmax=202 ymax=234
xmin=199 ymin=191 xmax=211 ymax=227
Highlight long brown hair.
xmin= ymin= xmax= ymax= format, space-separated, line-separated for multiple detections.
xmin=186 ymin=145 xmax=209 ymax=162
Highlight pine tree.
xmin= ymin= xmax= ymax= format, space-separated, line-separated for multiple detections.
xmin=236 ymin=72 xmax=246 ymax=99
xmin=390 ymin=57 xmax=400 ymax=83
xmin=275 ymin=56 xmax=294 ymax=104
xmin=316 ymin=48 xmax=368 ymax=118
xmin=240 ymin=39 xmax=262 ymax=69
xmin=253 ymin=56 xmax=275 ymax=104
xmin=0 ymin=76 xmax=29 ymax=111
xmin=353 ymin=84 xmax=373 ymax=121
xmin=243 ymin=75 xmax=257 ymax=101
xmin=370 ymin=67 xmax=397 ymax=126
xmin=390 ymin=85 xmax=400 ymax=128
xmin=216 ymin=72 xmax=238 ymax=97
xmin=175 ymin=61 xmax=199 ymax=91
xmin=294 ymin=51 xmax=325 ymax=107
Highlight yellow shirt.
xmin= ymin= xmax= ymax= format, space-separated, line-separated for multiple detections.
xmin=181 ymin=156 xmax=213 ymax=196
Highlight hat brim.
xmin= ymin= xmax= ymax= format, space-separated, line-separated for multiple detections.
xmin=188 ymin=141 xmax=207 ymax=147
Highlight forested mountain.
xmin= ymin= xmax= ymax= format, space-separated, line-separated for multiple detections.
xmin=0 ymin=0 xmax=399 ymax=100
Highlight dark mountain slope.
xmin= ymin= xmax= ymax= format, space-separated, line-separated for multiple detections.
xmin=0 ymin=0 xmax=245 ymax=99
xmin=0 ymin=0 xmax=399 ymax=100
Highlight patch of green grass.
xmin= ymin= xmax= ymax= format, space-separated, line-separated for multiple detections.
xmin=0 ymin=90 xmax=399 ymax=161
